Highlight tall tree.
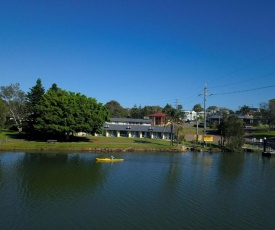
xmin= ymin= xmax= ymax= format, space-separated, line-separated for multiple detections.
xmin=105 ymin=100 xmax=128 ymax=118
xmin=193 ymin=104 xmax=203 ymax=114
xmin=259 ymin=102 xmax=269 ymax=127
xmin=35 ymin=88 xmax=109 ymax=140
xmin=163 ymin=104 xmax=182 ymax=145
xmin=0 ymin=99 xmax=8 ymax=129
xmin=25 ymin=78 xmax=45 ymax=138
xmin=218 ymin=115 xmax=245 ymax=152
xmin=259 ymin=99 xmax=275 ymax=130
xmin=0 ymin=83 xmax=26 ymax=131
xmin=50 ymin=83 xmax=59 ymax=92
xmin=130 ymin=104 xmax=142 ymax=119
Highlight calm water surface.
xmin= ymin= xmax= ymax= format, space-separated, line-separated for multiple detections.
xmin=0 ymin=151 xmax=275 ymax=230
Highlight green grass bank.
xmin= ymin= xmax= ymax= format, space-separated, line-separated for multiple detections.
xmin=0 ymin=130 xmax=181 ymax=152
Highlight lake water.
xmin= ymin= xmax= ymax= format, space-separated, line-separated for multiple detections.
xmin=1 ymin=151 xmax=275 ymax=230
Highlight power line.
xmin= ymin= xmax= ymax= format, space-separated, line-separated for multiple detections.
xmin=209 ymin=72 xmax=275 ymax=89
xmin=211 ymin=84 xmax=275 ymax=96
xmin=208 ymin=52 xmax=275 ymax=84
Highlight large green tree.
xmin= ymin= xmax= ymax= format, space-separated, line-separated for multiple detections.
xmin=0 ymin=83 xmax=26 ymax=131
xmin=218 ymin=115 xmax=245 ymax=152
xmin=259 ymin=102 xmax=269 ymax=126
xmin=0 ymin=99 xmax=8 ymax=129
xmin=35 ymin=88 xmax=109 ymax=140
xmin=259 ymin=99 xmax=275 ymax=130
xmin=25 ymin=78 xmax=45 ymax=138
xmin=193 ymin=104 xmax=203 ymax=112
xmin=130 ymin=104 xmax=143 ymax=119
xmin=105 ymin=100 xmax=128 ymax=118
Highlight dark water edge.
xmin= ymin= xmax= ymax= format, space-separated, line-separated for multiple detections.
xmin=1 ymin=151 xmax=275 ymax=230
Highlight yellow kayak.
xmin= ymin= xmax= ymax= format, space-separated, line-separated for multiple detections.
xmin=96 ymin=158 xmax=124 ymax=162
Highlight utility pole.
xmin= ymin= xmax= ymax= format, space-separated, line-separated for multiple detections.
xmin=203 ymin=84 xmax=207 ymax=143
xmin=198 ymin=84 xmax=211 ymax=145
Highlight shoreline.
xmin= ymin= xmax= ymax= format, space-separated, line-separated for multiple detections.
xmin=0 ymin=147 xmax=184 ymax=153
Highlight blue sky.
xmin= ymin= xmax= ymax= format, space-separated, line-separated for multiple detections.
xmin=1 ymin=0 xmax=275 ymax=111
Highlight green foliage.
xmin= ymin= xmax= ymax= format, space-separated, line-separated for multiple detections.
xmin=25 ymin=78 xmax=45 ymax=137
xmin=0 ymin=83 xmax=26 ymax=130
xmin=50 ymin=83 xmax=59 ymax=92
xmin=193 ymin=103 xmax=203 ymax=112
xmin=105 ymin=101 xmax=163 ymax=119
xmin=142 ymin=105 xmax=162 ymax=117
xmin=129 ymin=104 xmax=142 ymax=118
xmin=26 ymin=78 xmax=45 ymax=111
xmin=208 ymin=105 xmax=218 ymax=111
xmin=269 ymin=99 xmax=275 ymax=128
xmin=129 ymin=104 xmax=164 ymax=119
xmin=105 ymin=100 xmax=128 ymax=118
xmin=238 ymin=105 xmax=250 ymax=115
xmin=35 ymin=88 xmax=109 ymax=139
xmin=178 ymin=134 xmax=185 ymax=144
xmin=162 ymin=103 xmax=183 ymax=145
xmin=218 ymin=115 xmax=245 ymax=152
xmin=259 ymin=99 xmax=275 ymax=129
xmin=163 ymin=104 xmax=182 ymax=123
xmin=0 ymin=98 xmax=8 ymax=128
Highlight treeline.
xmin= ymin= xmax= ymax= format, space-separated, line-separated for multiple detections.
xmin=0 ymin=79 xmax=180 ymax=141
xmin=104 ymin=100 xmax=182 ymax=119
xmin=0 ymin=79 xmax=109 ymax=141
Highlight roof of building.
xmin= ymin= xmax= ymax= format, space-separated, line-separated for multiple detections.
xmin=109 ymin=118 xmax=152 ymax=123
xmin=102 ymin=123 xmax=173 ymax=133
xmin=148 ymin=113 xmax=166 ymax=117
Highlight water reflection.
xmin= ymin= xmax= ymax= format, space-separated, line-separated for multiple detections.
xmin=1 ymin=151 xmax=275 ymax=230
xmin=18 ymin=153 xmax=112 ymax=200
xmin=165 ymin=154 xmax=182 ymax=192
xmin=218 ymin=153 xmax=244 ymax=181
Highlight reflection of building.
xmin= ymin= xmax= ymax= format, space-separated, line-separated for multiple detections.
xmin=101 ymin=117 xmax=173 ymax=140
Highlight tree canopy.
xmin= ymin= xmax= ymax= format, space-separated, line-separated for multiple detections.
xmin=193 ymin=104 xmax=203 ymax=112
xmin=25 ymin=78 xmax=45 ymax=137
xmin=0 ymin=83 xmax=26 ymax=131
xmin=105 ymin=100 xmax=128 ymax=118
xmin=218 ymin=115 xmax=245 ymax=152
xmin=0 ymin=98 xmax=8 ymax=129
xmin=34 ymin=88 xmax=109 ymax=140
xmin=238 ymin=105 xmax=250 ymax=115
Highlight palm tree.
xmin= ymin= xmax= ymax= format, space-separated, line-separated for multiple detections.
xmin=163 ymin=104 xmax=183 ymax=146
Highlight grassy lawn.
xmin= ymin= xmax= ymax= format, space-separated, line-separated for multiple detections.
xmin=249 ymin=130 xmax=275 ymax=139
xmin=1 ymin=127 xmax=274 ymax=152
xmin=0 ymin=130 xmax=175 ymax=151
xmin=179 ymin=126 xmax=204 ymax=135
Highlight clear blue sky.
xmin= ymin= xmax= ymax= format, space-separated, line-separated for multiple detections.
xmin=1 ymin=0 xmax=275 ymax=111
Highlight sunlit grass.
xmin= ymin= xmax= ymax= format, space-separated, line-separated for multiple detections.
xmin=250 ymin=130 xmax=275 ymax=139
xmin=0 ymin=130 xmax=174 ymax=151
xmin=1 ymin=127 xmax=273 ymax=152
